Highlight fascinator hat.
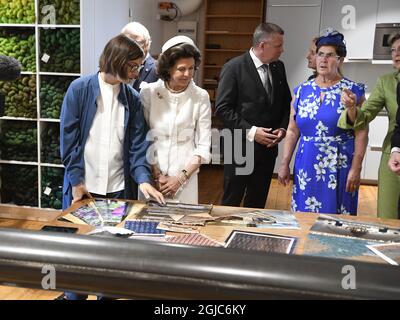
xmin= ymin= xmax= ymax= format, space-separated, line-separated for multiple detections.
xmin=161 ymin=35 xmax=197 ymax=53
xmin=316 ymin=28 xmax=347 ymax=57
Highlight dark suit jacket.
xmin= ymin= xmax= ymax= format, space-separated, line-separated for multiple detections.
xmin=392 ymin=82 xmax=400 ymax=148
xmin=215 ymin=52 xmax=291 ymax=158
xmin=132 ymin=55 xmax=158 ymax=92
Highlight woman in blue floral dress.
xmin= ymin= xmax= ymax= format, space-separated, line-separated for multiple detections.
xmin=278 ymin=29 xmax=368 ymax=215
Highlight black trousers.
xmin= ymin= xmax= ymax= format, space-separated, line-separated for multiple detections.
xmin=221 ymin=153 xmax=276 ymax=209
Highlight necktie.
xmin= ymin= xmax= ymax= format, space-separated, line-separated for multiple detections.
xmin=262 ymin=64 xmax=273 ymax=103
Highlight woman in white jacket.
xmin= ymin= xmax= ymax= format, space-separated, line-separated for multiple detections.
xmin=140 ymin=36 xmax=211 ymax=203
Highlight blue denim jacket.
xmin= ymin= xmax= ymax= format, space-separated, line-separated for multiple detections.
xmin=60 ymin=73 xmax=152 ymax=209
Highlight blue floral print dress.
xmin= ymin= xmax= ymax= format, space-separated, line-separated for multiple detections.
xmin=291 ymin=78 xmax=365 ymax=215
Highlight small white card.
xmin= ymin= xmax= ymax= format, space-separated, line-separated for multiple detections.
xmin=41 ymin=53 xmax=50 ymax=63
xmin=44 ymin=187 xmax=52 ymax=196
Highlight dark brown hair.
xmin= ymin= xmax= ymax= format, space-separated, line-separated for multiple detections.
xmin=99 ymin=34 xmax=144 ymax=80
xmin=157 ymin=43 xmax=201 ymax=81
xmin=316 ymin=44 xmax=347 ymax=58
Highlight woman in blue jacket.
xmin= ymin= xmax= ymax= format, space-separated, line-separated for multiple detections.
xmin=60 ymin=34 xmax=164 ymax=210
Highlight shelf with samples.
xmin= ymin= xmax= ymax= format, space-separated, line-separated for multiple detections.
xmin=200 ymin=0 xmax=265 ymax=165
xmin=0 ymin=0 xmax=81 ymax=209
xmin=201 ymin=0 xmax=264 ymax=130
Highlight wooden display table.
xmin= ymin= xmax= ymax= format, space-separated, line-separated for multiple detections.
xmin=0 ymin=202 xmax=399 ymax=300
xmin=1 ymin=201 xmax=399 ymax=257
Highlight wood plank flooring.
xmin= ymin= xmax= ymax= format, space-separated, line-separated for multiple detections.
xmin=199 ymin=165 xmax=378 ymax=217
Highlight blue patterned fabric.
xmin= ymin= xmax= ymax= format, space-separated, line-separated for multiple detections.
xmin=291 ymin=78 xmax=365 ymax=215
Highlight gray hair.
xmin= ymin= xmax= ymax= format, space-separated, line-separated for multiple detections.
xmin=121 ymin=21 xmax=151 ymax=48
xmin=253 ymin=22 xmax=284 ymax=47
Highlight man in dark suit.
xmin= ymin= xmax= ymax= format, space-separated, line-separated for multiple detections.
xmin=122 ymin=22 xmax=158 ymax=92
xmin=215 ymin=22 xmax=291 ymax=209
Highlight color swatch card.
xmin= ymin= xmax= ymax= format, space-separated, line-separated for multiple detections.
xmin=304 ymin=233 xmax=381 ymax=262
xmin=166 ymin=233 xmax=223 ymax=247
xmin=124 ymin=220 xmax=166 ymax=235
xmin=367 ymin=243 xmax=400 ymax=266
xmin=67 ymin=199 xmax=131 ymax=227
xmin=221 ymin=210 xmax=299 ymax=229
xmin=146 ymin=200 xmax=213 ymax=215
xmin=310 ymin=214 xmax=400 ymax=242
xmin=225 ymin=230 xmax=297 ymax=254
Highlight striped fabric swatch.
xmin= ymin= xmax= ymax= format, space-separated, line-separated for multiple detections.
xmin=166 ymin=233 xmax=223 ymax=247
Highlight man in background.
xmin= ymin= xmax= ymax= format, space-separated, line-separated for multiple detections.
xmin=306 ymin=36 xmax=318 ymax=80
xmin=121 ymin=21 xmax=158 ymax=91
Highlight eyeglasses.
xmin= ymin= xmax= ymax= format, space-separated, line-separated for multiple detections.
xmin=127 ymin=62 xmax=140 ymax=73
xmin=316 ymin=51 xmax=340 ymax=59
xmin=175 ymin=66 xmax=196 ymax=74
xmin=391 ymin=47 xmax=400 ymax=54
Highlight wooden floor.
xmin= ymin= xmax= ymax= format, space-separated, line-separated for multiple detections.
xmin=0 ymin=165 xmax=379 ymax=300
xmin=199 ymin=165 xmax=378 ymax=218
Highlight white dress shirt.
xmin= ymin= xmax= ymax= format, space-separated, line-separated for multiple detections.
xmin=247 ymin=49 xmax=268 ymax=142
xmin=84 ymin=73 xmax=125 ymax=195
xmin=140 ymin=79 xmax=211 ymax=203
xmin=247 ymin=49 xmax=286 ymax=142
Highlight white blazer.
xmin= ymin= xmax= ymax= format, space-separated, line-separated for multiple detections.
xmin=140 ymin=79 xmax=211 ymax=203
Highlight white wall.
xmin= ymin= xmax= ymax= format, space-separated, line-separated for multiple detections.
xmin=82 ymin=0 xmax=131 ymax=75
xmin=343 ymin=62 xmax=394 ymax=93
xmin=130 ymin=0 xmax=205 ymax=56
xmin=266 ymin=3 xmax=322 ymax=91
xmin=129 ymin=0 xmax=205 ymax=82
xmin=130 ymin=0 xmax=164 ymax=55
xmin=376 ymin=0 xmax=400 ymax=23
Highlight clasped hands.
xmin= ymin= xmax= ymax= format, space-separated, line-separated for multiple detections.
xmin=254 ymin=127 xmax=286 ymax=148
xmin=154 ymin=173 xmax=183 ymax=198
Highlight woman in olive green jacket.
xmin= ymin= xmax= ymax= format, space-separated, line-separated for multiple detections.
xmin=339 ymin=33 xmax=400 ymax=219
